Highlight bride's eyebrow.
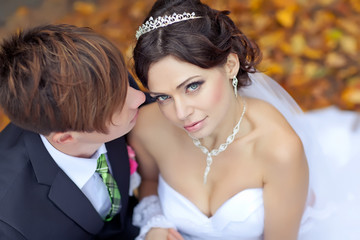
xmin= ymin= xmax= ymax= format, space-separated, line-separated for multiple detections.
xmin=176 ymin=75 xmax=200 ymax=89
xmin=148 ymin=90 xmax=167 ymax=96
xmin=148 ymin=75 xmax=201 ymax=96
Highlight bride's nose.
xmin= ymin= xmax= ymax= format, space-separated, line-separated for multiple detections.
xmin=174 ymin=98 xmax=193 ymax=120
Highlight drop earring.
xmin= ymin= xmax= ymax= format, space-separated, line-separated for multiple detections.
xmin=232 ymin=76 xmax=238 ymax=97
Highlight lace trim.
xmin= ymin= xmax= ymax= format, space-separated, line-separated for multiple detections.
xmin=133 ymin=195 xmax=176 ymax=239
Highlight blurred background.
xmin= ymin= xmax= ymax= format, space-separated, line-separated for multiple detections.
xmin=0 ymin=0 xmax=360 ymax=131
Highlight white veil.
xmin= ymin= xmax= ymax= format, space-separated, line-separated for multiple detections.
xmin=240 ymin=72 xmax=336 ymax=235
xmin=240 ymin=73 xmax=360 ymax=239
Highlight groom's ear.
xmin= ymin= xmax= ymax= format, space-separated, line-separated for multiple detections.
xmin=225 ymin=53 xmax=240 ymax=77
xmin=49 ymin=132 xmax=76 ymax=144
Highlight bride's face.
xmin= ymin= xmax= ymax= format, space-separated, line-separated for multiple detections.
xmin=147 ymin=55 xmax=234 ymax=139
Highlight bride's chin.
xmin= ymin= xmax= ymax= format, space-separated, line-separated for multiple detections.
xmin=185 ymin=129 xmax=210 ymax=140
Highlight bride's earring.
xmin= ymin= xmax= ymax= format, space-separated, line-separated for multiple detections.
xmin=232 ymin=76 xmax=238 ymax=97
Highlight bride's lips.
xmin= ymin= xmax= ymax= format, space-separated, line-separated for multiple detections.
xmin=184 ymin=118 xmax=206 ymax=133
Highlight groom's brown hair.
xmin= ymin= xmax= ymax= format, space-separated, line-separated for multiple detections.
xmin=0 ymin=24 xmax=128 ymax=135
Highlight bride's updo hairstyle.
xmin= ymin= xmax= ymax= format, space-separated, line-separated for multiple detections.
xmin=133 ymin=0 xmax=262 ymax=89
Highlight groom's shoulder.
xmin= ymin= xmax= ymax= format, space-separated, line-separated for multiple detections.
xmin=0 ymin=123 xmax=28 ymax=151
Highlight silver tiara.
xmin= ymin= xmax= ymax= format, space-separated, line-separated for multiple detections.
xmin=136 ymin=12 xmax=202 ymax=40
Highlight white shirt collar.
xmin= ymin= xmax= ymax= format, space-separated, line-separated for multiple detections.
xmin=40 ymin=135 xmax=107 ymax=189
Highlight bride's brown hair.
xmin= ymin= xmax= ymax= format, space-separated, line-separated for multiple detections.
xmin=133 ymin=0 xmax=262 ymax=89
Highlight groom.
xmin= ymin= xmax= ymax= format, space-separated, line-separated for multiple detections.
xmin=0 ymin=24 xmax=148 ymax=239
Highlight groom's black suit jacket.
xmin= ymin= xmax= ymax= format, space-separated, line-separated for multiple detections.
xmin=0 ymin=75 xmax=151 ymax=240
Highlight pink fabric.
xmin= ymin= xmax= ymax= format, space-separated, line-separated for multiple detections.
xmin=127 ymin=145 xmax=138 ymax=175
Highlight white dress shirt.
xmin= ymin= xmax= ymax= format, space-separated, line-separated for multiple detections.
xmin=40 ymin=135 xmax=111 ymax=218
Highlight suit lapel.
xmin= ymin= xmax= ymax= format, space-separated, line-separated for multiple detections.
xmin=48 ymin=171 xmax=104 ymax=234
xmin=24 ymin=131 xmax=104 ymax=234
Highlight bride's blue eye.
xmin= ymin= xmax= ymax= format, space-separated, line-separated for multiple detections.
xmin=186 ymin=81 xmax=203 ymax=93
xmin=156 ymin=95 xmax=170 ymax=102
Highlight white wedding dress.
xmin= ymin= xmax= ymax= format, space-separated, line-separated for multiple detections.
xmin=156 ymin=73 xmax=360 ymax=240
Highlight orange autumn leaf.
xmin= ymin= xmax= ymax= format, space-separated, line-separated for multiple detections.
xmin=342 ymin=88 xmax=360 ymax=106
xmin=73 ymin=1 xmax=96 ymax=15
xmin=349 ymin=0 xmax=360 ymax=12
xmin=15 ymin=6 xmax=29 ymax=17
xmin=338 ymin=67 xmax=359 ymax=80
xmin=314 ymin=10 xmax=336 ymax=27
xmin=0 ymin=112 xmax=10 ymax=132
xmin=340 ymin=77 xmax=360 ymax=107
xmin=248 ymin=0 xmax=263 ymax=11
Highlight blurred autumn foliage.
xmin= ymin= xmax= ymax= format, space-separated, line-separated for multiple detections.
xmin=0 ymin=0 xmax=360 ymax=131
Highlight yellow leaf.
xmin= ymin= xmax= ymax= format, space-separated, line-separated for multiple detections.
xmin=73 ymin=1 xmax=96 ymax=15
xmin=264 ymin=63 xmax=285 ymax=75
xmin=324 ymin=29 xmax=342 ymax=50
xmin=252 ymin=14 xmax=271 ymax=32
xmin=326 ymin=28 xmax=343 ymax=42
xmin=275 ymin=7 xmax=295 ymax=28
xmin=342 ymin=88 xmax=360 ymax=105
xmin=288 ymin=74 xmax=311 ymax=87
xmin=336 ymin=19 xmax=359 ymax=35
xmin=258 ymin=30 xmax=285 ymax=49
xmin=249 ymin=0 xmax=264 ymax=11
xmin=290 ymin=34 xmax=306 ymax=55
xmin=340 ymin=35 xmax=358 ymax=55
xmin=304 ymin=62 xmax=320 ymax=79
xmin=325 ymin=52 xmax=347 ymax=68
xmin=303 ymin=47 xmax=323 ymax=60
xmin=318 ymin=0 xmax=337 ymax=6
xmin=271 ymin=0 xmax=296 ymax=8
xmin=279 ymin=42 xmax=292 ymax=55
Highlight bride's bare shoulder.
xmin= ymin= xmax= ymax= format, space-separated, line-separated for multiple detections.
xmin=130 ymin=102 xmax=172 ymax=139
xmin=245 ymin=97 xmax=297 ymax=134
xmin=245 ymin=97 xmax=305 ymax=164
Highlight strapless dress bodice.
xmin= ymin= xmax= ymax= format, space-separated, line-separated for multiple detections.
xmin=158 ymin=175 xmax=264 ymax=240
xmin=158 ymin=175 xmax=337 ymax=240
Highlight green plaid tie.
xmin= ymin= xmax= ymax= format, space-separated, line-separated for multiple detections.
xmin=96 ymin=154 xmax=121 ymax=221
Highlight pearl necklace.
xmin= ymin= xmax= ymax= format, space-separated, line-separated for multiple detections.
xmin=189 ymin=98 xmax=246 ymax=184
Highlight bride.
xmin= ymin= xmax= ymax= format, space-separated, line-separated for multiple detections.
xmin=129 ymin=0 xmax=360 ymax=239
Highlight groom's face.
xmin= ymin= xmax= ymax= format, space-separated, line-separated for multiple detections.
xmin=77 ymin=85 xmax=146 ymax=145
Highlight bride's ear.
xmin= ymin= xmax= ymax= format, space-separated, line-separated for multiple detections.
xmin=225 ymin=53 xmax=240 ymax=77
